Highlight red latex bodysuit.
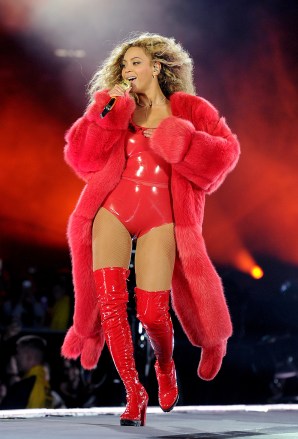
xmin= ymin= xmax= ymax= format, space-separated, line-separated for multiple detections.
xmin=102 ymin=122 xmax=173 ymax=238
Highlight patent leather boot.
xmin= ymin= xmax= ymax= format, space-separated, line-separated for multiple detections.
xmin=94 ymin=268 xmax=148 ymax=426
xmin=135 ymin=287 xmax=179 ymax=412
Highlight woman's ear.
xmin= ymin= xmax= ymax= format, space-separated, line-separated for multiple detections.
xmin=153 ymin=61 xmax=161 ymax=75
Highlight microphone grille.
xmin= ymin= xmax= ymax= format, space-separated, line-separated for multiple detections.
xmin=120 ymin=79 xmax=131 ymax=90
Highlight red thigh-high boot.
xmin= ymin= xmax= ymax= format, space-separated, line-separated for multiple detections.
xmin=94 ymin=268 xmax=148 ymax=426
xmin=135 ymin=287 xmax=179 ymax=412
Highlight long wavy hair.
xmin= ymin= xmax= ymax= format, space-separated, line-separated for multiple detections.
xmin=87 ymin=32 xmax=196 ymax=103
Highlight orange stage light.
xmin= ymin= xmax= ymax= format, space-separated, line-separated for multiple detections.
xmin=234 ymin=250 xmax=264 ymax=279
xmin=250 ymin=266 xmax=264 ymax=280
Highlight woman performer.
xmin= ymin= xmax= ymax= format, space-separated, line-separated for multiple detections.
xmin=61 ymin=32 xmax=240 ymax=426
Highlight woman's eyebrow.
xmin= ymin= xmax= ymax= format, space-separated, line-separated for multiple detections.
xmin=122 ymin=56 xmax=143 ymax=63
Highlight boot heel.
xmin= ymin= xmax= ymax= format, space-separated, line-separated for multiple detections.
xmin=119 ymin=401 xmax=147 ymax=427
xmin=120 ymin=387 xmax=148 ymax=427
xmin=140 ymin=398 xmax=148 ymax=426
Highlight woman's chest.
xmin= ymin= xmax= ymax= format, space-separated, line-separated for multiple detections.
xmin=132 ymin=103 xmax=172 ymax=128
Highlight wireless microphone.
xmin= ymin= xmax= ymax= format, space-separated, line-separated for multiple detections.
xmin=100 ymin=80 xmax=131 ymax=118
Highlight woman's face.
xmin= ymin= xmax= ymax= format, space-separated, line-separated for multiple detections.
xmin=121 ymin=46 xmax=157 ymax=94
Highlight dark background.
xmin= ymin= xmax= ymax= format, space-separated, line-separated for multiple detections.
xmin=0 ymin=0 xmax=298 ymax=406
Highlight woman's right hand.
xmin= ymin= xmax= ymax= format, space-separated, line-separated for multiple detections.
xmin=108 ymin=82 xmax=131 ymax=98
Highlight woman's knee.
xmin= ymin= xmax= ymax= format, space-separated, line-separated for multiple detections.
xmin=135 ymin=287 xmax=170 ymax=327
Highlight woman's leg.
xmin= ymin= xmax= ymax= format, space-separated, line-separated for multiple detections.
xmin=92 ymin=208 xmax=148 ymax=426
xmin=92 ymin=207 xmax=132 ymax=270
xmin=134 ymin=223 xmax=179 ymax=411
xmin=134 ymin=223 xmax=176 ymax=291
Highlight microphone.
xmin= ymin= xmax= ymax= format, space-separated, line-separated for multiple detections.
xmin=100 ymin=80 xmax=131 ymax=118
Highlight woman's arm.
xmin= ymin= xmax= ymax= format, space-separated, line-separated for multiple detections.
xmin=64 ymin=90 xmax=135 ymax=181
xmin=150 ymin=98 xmax=240 ymax=193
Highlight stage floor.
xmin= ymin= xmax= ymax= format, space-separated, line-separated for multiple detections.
xmin=0 ymin=405 xmax=298 ymax=439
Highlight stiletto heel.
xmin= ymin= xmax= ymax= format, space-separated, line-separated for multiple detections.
xmin=140 ymin=399 xmax=147 ymax=426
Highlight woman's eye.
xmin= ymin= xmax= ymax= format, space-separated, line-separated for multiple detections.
xmin=121 ymin=61 xmax=140 ymax=68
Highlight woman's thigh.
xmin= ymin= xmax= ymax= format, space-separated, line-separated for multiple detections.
xmin=134 ymin=223 xmax=176 ymax=291
xmin=92 ymin=207 xmax=132 ymax=271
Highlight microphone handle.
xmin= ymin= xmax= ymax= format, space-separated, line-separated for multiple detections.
xmin=99 ymin=80 xmax=131 ymax=119
xmin=100 ymin=97 xmax=117 ymax=119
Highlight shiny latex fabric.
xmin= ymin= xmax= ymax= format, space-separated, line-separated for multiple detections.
xmin=135 ymin=287 xmax=179 ymax=412
xmin=154 ymin=359 xmax=179 ymax=412
xmin=102 ymin=124 xmax=173 ymax=238
xmin=94 ymin=267 xmax=148 ymax=426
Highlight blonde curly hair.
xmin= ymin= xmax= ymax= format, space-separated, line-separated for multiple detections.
xmin=88 ymin=32 xmax=196 ymax=102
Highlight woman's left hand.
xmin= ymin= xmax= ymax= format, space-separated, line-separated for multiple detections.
xmin=143 ymin=128 xmax=155 ymax=138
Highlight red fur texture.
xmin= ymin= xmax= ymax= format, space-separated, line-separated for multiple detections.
xmin=61 ymin=90 xmax=240 ymax=379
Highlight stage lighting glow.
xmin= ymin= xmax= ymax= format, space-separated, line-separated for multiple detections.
xmin=251 ymin=265 xmax=264 ymax=279
xmin=54 ymin=49 xmax=85 ymax=58
xmin=234 ymin=250 xmax=263 ymax=279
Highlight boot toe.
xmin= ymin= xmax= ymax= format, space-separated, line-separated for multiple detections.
xmin=155 ymin=360 xmax=179 ymax=412
xmin=159 ymin=390 xmax=179 ymax=412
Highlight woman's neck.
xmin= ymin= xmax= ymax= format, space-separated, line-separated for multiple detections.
xmin=137 ymin=91 xmax=167 ymax=108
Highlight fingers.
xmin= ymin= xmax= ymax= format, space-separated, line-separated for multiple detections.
xmin=143 ymin=128 xmax=156 ymax=138
xmin=108 ymin=83 xmax=132 ymax=98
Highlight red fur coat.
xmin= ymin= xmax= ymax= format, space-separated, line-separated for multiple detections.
xmin=61 ymin=90 xmax=240 ymax=380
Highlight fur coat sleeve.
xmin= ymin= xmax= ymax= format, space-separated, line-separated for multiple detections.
xmin=151 ymin=93 xmax=240 ymax=193
xmin=64 ymin=90 xmax=135 ymax=181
